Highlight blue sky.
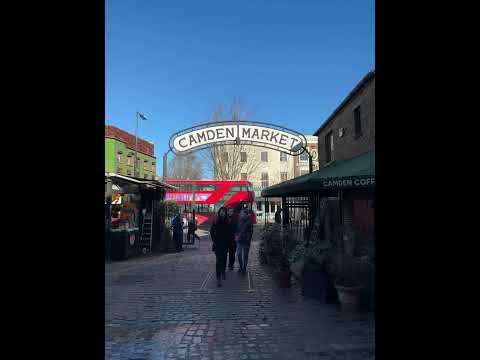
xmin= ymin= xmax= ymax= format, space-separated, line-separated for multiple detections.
xmin=106 ymin=0 xmax=375 ymax=168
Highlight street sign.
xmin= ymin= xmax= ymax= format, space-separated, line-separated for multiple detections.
xmin=169 ymin=121 xmax=307 ymax=156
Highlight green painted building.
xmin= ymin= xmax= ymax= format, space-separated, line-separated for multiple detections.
xmin=105 ymin=125 xmax=157 ymax=179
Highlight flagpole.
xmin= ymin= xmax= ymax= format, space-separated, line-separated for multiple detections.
xmin=134 ymin=112 xmax=139 ymax=177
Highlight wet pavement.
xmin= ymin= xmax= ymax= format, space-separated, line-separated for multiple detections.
xmin=106 ymin=226 xmax=375 ymax=360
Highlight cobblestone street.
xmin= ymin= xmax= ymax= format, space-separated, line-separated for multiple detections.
xmin=106 ymin=226 xmax=375 ymax=360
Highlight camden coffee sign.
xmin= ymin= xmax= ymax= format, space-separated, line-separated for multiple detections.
xmin=322 ymin=176 xmax=375 ymax=188
xmin=169 ymin=121 xmax=307 ymax=155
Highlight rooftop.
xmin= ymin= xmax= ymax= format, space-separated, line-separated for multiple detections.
xmin=313 ymin=70 xmax=375 ymax=136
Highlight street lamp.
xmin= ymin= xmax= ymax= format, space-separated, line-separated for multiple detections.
xmin=162 ymin=149 xmax=171 ymax=181
xmin=134 ymin=111 xmax=148 ymax=178
xmin=291 ymin=142 xmax=314 ymax=174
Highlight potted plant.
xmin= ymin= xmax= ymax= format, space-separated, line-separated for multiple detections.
xmin=274 ymin=230 xmax=292 ymax=288
xmin=333 ymin=228 xmax=363 ymax=313
xmin=289 ymin=211 xmax=336 ymax=303
xmin=275 ymin=251 xmax=291 ymax=288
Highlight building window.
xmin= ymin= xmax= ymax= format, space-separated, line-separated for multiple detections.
xmin=144 ymin=174 xmax=148 ymax=179
xmin=116 ymin=167 xmax=122 ymax=174
xmin=241 ymin=173 xmax=247 ymax=180
xmin=280 ymin=152 xmax=287 ymax=162
xmin=354 ymin=106 xmax=362 ymax=138
xmin=127 ymin=156 xmax=133 ymax=166
xmin=152 ymin=162 xmax=156 ymax=170
xmin=325 ymin=131 xmax=334 ymax=163
xmin=280 ymin=172 xmax=288 ymax=181
xmin=127 ymin=170 xmax=132 ymax=176
xmin=144 ymin=160 xmax=148 ymax=171
xmin=261 ymin=152 xmax=268 ymax=162
xmin=300 ymin=151 xmax=309 ymax=161
xmin=240 ymin=152 xmax=247 ymax=162
xmin=117 ymin=152 xmax=122 ymax=163
xmin=222 ymin=152 xmax=228 ymax=163
xmin=261 ymin=173 xmax=269 ymax=188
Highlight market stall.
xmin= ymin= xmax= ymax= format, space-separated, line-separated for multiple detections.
xmin=105 ymin=173 xmax=176 ymax=260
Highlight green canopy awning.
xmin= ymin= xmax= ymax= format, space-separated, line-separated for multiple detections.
xmin=261 ymin=151 xmax=375 ymax=197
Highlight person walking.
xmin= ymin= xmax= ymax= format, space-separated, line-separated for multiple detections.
xmin=171 ymin=213 xmax=184 ymax=252
xmin=187 ymin=217 xmax=197 ymax=244
xmin=210 ymin=207 xmax=233 ymax=287
xmin=275 ymin=208 xmax=282 ymax=224
xmin=226 ymin=207 xmax=238 ymax=271
xmin=235 ymin=209 xmax=254 ymax=275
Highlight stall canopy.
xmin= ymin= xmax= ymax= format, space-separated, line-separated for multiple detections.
xmin=261 ymin=151 xmax=375 ymax=197
xmin=105 ymin=173 xmax=177 ymax=192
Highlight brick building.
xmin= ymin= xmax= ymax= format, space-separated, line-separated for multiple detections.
xmin=315 ymin=71 xmax=375 ymax=168
xmin=313 ymin=70 xmax=375 ymax=237
xmin=105 ymin=125 xmax=157 ymax=179
xmin=262 ymin=71 xmax=375 ymax=309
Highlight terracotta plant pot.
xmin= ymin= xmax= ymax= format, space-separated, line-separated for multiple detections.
xmin=276 ymin=270 xmax=291 ymax=288
xmin=335 ymin=282 xmax=363 ymax=313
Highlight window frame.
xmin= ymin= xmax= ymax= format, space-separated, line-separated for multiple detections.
xmin=354 ymin=105 xmax=363 ymax=139
xmin=240 ymin=152 xmax=247 ymax=163
xmin=325 ymin=131 xmax=334 ymax=163
xmin=261 ymin=172 xmax=269 ymax=188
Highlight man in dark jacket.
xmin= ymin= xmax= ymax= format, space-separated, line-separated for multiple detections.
xmin=210 ymin=207 xmax=234 ymax=287
xmin=226 ymin=207 xmax=238 ymax=271
xmin=187 ymin=218 xmax=198 ymax=243
xmin=235 ymin=209 xmax=254 ymax=275
xmin=171 ymin=213 xmax=184 ymax=252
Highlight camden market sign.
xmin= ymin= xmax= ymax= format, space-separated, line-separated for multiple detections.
xmin=169 ymin=121 xmax=307 ymax=156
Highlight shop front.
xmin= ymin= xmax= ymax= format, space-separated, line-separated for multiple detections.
xmin=261 ymin=151 xmax=375 ymax=311
xmin=105 ymin=173 xmax=175 ymax=260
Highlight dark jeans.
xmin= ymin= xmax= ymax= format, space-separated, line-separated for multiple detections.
xmin=227 ymin=242 xmax=237 ymax=269
xmin=187 ymin=231 xmax=200 ymax=243
xmin=236 ymin=242 xmax=251 ymax=271
xmin=174 ymin=233 xmax=183 ymax=252
xmin=215 ymin=249 xmax=228 ymax=280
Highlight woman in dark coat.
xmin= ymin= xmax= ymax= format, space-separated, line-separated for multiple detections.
xmin=210 ymin=207 xmax=234 ymax=287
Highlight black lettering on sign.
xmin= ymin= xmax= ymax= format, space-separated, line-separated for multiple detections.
xmin=251 ymin=129 xmax=259 ymax=140
xmin=290 ymin=138 xmax=299 ymax=148
xmin=197 ymin=131 xmax=207 ymax=143
xmin=269 ymin=131 xmax=279 ymax=144
xmin=206 ymin=130 xmax=216 ymax=141
xmin=189 ymin=135 xmax=198 ymax=146
xmin=179 ymin=137 xmax=188 ymax=148
xmin=261 ymin=129 xmax=270 ymax=142
xmin=226 ymin=127 xmax=235 ymax=138
xmin=279 ymin=134 xmax=288 ymax=146
xmin=242 ymin=127 xmax=251 ymax=138
xmin=216 ymin=128 xmax=225 ymax=139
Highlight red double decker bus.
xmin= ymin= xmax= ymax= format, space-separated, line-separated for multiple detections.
xmin=164 ymin=180 xmax=256 ymax=225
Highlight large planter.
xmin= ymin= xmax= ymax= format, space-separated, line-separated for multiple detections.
xmin=335 ymin=282 xmax=363 ymax=313
xmin=302 ymin=270 xmax=336 ymax=303
xmin=275 ymin=270 xmax=291 ymax=288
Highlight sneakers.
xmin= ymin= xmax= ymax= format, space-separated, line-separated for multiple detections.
xmin=217 ymin=281 xmax=222 ymax=287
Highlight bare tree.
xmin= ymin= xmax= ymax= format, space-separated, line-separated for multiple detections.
xmin=168 ymin=153 xmax=204 ymax=180
xmin=200 ymin=99 xmax=261 ymax=180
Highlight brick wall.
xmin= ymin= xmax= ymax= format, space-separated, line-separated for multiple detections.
xmin=316 ymin=76 xmax=375 ymax=167
xmin=105 ymin=125 xmax=154 ymax=157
